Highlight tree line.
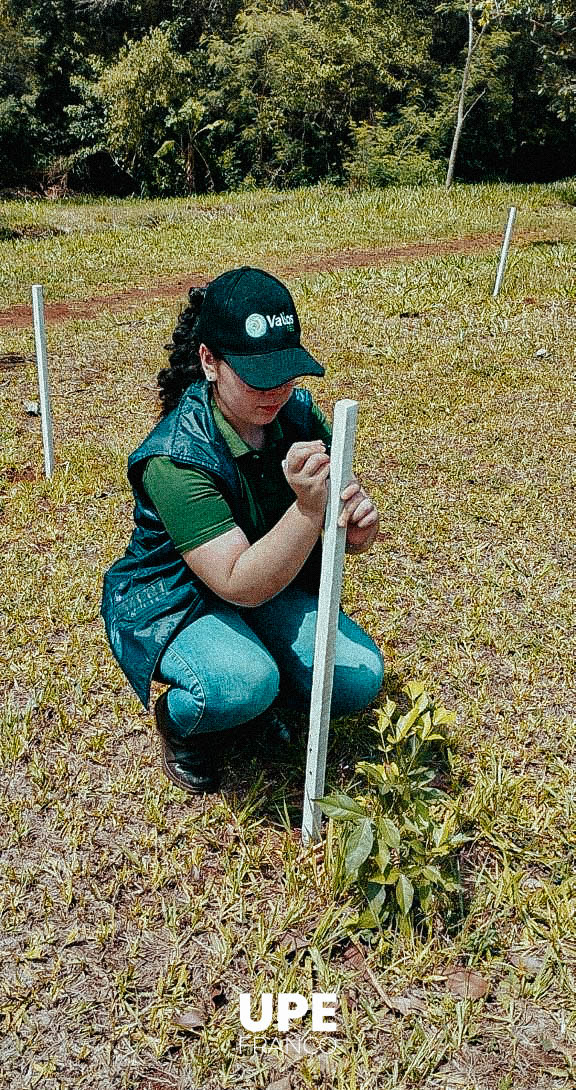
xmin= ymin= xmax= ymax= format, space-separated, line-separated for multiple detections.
xmin=1 ymin=0 xmax=574 ymax=195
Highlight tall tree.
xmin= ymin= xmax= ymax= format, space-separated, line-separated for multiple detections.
xmin=94 ymin=26 xmax=221 ymax=192
xmin=443 ymin=0 xmax=510 ymax=189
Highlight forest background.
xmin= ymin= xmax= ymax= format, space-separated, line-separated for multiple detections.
xmin=1 ymin=0 xmax=575 ymax=197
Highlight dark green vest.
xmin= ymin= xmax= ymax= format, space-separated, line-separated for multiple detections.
xmin=101 ymin=382 xmax=322 ymax=707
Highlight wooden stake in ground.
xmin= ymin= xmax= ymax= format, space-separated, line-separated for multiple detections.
xmin=31 ymin=284 xmax=55 ymax=478
xmin=302 ymin=398 xmax=358 ymax=846
xmin=492 ymin=207 xmax=517 ymax=298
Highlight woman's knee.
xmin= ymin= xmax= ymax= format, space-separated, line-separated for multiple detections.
xmin=201 ymin=648 xmax=280 ymax=729
xmin=159 ymin=609 xmax=281 ymax=734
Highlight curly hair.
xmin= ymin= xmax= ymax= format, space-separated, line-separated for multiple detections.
xmin=157 ymin=286 xmax=209 ymax=417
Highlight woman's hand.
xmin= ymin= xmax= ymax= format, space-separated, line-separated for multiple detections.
xmin=282 ymin=440 xmax=330 ymax=524
xmin=338 ymin=478 xmax=380 ymax=551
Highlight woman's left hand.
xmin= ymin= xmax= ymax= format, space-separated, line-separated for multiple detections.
xmin=338 ymin=478 xmax=380 ymax=550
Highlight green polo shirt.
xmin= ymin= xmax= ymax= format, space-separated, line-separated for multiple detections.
xmin=142 ymin=399 xmax=331 ymax=554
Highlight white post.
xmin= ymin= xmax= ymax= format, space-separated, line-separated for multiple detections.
xmin=31 ymin=284 xmax=55 ymax=479
xmin=302 ymin=398 xmax=358 ymax=846
xmin=492 ymin=206 xmax=517 ymax=298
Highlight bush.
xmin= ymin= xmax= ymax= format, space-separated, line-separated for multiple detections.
xmin=344 ymin=109 xmax=443 ymax=188
xmin=320 ymin=682 xmax=467 ymax=936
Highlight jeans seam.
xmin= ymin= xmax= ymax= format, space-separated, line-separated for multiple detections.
xmin=163 ymin=646 xmax=207 ymax=736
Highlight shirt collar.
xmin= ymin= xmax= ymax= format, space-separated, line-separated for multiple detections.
xmin=211 ymin=397 xmax=283 ymax=459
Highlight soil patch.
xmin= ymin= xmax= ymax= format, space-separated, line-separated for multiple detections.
xmin=0 ymin=228 xmax=553 ymax=328
xmin=0 ymin=353 xmax=30 ymax=370
xmin=0 ymin=223 xmax=66 ymax=242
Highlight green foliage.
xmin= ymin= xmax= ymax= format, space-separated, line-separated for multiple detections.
xmin=505 ymin=0 xmax=576 ymax=121
xmin=320 ymin=683 xmax=467 ymax=936
xmin=345 ymin=108 xmax=443 ymax=187
xmin=433 ymin=1 xmax=576 ymax=181
xmin=0 ymin=0 xmax=574 ymax=190
xmin=0 ymin=1 xmax=41 ymax=184
xmin=94 ymin=28 xmax=205 ymax=193
xmin=202 ymin=0 xmax=431 ymax=188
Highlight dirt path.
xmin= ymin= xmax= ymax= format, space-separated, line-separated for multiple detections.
xmin=0 ymin=228 xmax=548 ymax=329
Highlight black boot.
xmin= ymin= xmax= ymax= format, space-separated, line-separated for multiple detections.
xmin=245 ymin=705 xmax=293 ymax=752
xmin=154 ymin=691 xmax=222 ymax=794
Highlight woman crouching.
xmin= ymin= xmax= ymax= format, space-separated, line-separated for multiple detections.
xmin=101 ymin=267 xmax=383 ymax=793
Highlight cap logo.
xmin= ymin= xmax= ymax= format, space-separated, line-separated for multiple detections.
xmin=245 ymin=313 xmax=267 ymax=338
xmin=268 ymin=312 xmax=295 ymax=332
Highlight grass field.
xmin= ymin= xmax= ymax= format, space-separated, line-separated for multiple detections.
xmin=1 ymin=180 xmax=575 ymax=306
xmin=1 ymin=183 xmax=576 ymax=1089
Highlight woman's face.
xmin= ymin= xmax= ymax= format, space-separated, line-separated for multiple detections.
xmin=200 ymin=347 xmax=295 ymax=429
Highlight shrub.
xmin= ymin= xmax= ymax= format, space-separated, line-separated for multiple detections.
xmin=319 ymin=682 xmax=467 ymax=936
xmin=344 ymin=109 xmax=442 ymax=188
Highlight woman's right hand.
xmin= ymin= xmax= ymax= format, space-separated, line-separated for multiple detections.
xmin=282 ymin=440 xmax=330 ymax=523
xmin=184 ymin=440 xmax=331 ymax=608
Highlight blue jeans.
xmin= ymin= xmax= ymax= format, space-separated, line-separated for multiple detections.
xmin=157 ymin=585 xmax=384 ymax=739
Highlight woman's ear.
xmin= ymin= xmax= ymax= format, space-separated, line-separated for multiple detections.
xmin=199 ymin=344 xmax=218 ymax=383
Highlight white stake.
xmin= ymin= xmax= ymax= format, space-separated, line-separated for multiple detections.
xmin=31 ymin=284 xmax=55 ymax=479
xmin=302 ymin=398 xmax=358 ymax=845
xmin=492 ymin=206 xmax=517 ymax=298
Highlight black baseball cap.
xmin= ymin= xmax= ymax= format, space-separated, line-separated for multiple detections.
xmin=195 ymin=266 xmax=325 ymax=390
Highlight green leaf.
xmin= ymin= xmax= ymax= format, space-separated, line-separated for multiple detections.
xmin=402 ymin=681 xmax=427 ymax=702
xmin=370 ymin=865 xmax=400 ymax=885
xmin=344 ymin=818 xmax=374 ymax=875
xmin=393 ymin=704 xmax=421 ymax=739
xmin=416 ymin=691 xmax=431 ymax=711
xmin=395 ymin=874 xmax=414 ymax=915
xmin=356 ymin=760 xmax=388 ymax=786
xmin=318 ymin=792 xmax=366 ymax=820
xmin=420 ymin=864 xmax=443 ymax=883
xmin=374 ymin=840 xmax=390 ymax=871
xmin=419 ymin=710 xmax=432 ymax=734
xmin=154 ymin=139 xmax=175 ymax=158
xmin=379 ymin=698 xmax=397 ymax=721
xmin=432 ymin=815 xmax=463 ymax=847
xmin=409 ymin=764 xmax=435 ymax=782
xmin=366 ymin=881 xmax=389 ymax=911
xmin=440 ymin=832 xmax=470 ymax=849
xmin=195 ymin=119 xmax=225 ymax=137
xmin=419 ymin=887 xmax=435 ymax=914
xmin=377 ymin=817 xmax=401 ymax=851
xmin=432 ymin=706 xmax=456 ymax=727
xmin=422 ymin=730 xmax=447 ymax=743
xmin=352 ymin=906 xmax=382 ymax=930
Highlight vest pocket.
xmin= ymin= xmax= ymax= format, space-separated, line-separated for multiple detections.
xmin=112 ymin=576 xmax=174 ymax=619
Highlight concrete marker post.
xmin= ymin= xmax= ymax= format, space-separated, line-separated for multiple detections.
xmin=492 ymin=206 xmax=517 ymax=298
xmin=31 ymin=284 xmax=55 ymax=479
xmin=302 ymin=398 xmax=358 ymax=846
